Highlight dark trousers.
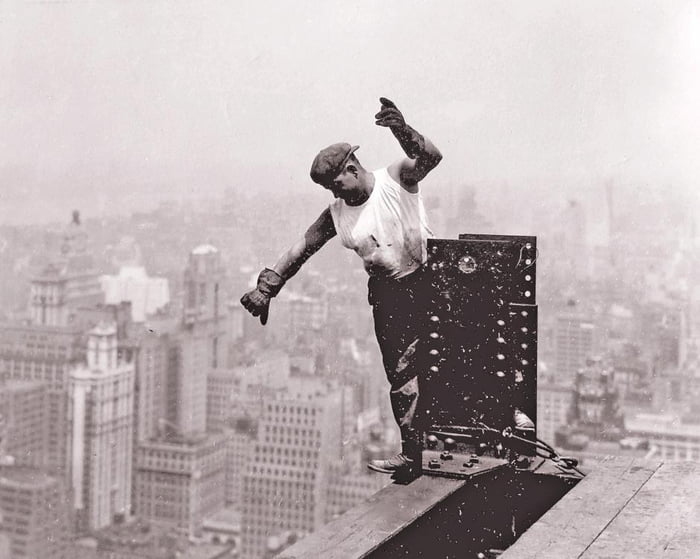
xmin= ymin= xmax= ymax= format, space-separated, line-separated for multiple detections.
xmin=368 ymin=267 xmax=431 ymax=458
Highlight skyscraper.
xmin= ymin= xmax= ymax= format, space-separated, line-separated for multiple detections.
xmin=0 ymin=322 xmax=85 ymax=477
xmin=555 ymin=302 xmax=596 ymax=384
xmin=29 ymin=211 xmax=103 ymax=328
xmin=0 ymin=379 xmax=49 ymax=469
xmin=1 ymin=212 xmax=105 ymax=480
xmin=167 ymin=245 xmax=228 ymax=437
xmin=68 ymin=323 xmax=135 ymax=532
xmin=241 ymin=377 xmax=345 ymax=559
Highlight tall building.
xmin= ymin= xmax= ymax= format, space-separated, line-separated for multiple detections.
xmin=536 ymin=379 xmax=574 ymax=446
xmin=207 ymin=369 xmax=244 ymax=432
xmin=0 ymin=322 xmax=85 ymax=477
xmin=241 ymin=377 xmax=345 ymax=559
xmin=224 ymin=422 xmax=256 ymax=507
xmin=560 ymin=199 xmax=589 ymax=283
xmin=133 ymin=432 xmax=228 ymax=537
xmin=68 ymin=323 xmax=135 ymax=532
xmin=167 ymin=245 xmax=228 ymax=437
xmin=0 ymin=379 xmax=49 ymax=469
xmin=127 ymin=321 xmax=176 ymax=445
xmin=29 ymin=211 xmax=103 ymax=328
xmin=0 ymin=466 xmax=71 ymax=559
xmin=0 ymin=211 xmax=106 ymax=480
xmin=555 ymin=302 xmax=596 ymax=384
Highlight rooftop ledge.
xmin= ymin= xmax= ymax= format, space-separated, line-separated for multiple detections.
xmin=278 ymin=456 xmax=700 ymax=559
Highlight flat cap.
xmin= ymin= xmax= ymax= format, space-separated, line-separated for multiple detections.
xmin=310 ymin=143 xmax=360 ymax=186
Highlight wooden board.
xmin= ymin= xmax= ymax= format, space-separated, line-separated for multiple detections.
xmin=580 ymin=461 xmax=700 ymax=558
xmin=277 ymin=475 xmax=468 ymax=559
xmin=499 ymin=456 xmax=662 ymax=559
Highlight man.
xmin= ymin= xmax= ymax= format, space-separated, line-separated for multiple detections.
xmin=241 ymin=97 xmax=442 ymax=478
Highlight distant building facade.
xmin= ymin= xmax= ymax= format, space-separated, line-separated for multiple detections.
xmin=241 ymin=378 xmax=345 ymax=559
xmin=555 ymin=304 xmax=596 ymax=383
xmin=0 ymin=379 xmax=49 ymax=469
xmin=68 ymin=323 xmax=135 ymax=532
xmin=0 ymin=323 xmax=85 ymax=477
xmin=134 ymin=432 xmax=228 ymax=537
xmin=0 ymin=466 xmax=71 ymax=558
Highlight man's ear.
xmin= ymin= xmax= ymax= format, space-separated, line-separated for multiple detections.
xmin=346 ymin=164 xmax=358 ymax=177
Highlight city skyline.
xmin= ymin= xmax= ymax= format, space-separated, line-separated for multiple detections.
xmin=1 ymin=2 xmax=699 ymax=558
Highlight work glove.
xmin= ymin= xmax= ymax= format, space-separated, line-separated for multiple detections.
xmin=240 ymin=268 xmax=285 ymax=325
xmin=374 ymin=97 xmax=406 ymax=129
xmin=375 ymin=97 xmax=425 ymax=159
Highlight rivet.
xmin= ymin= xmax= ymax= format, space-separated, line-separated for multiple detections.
xmin=496 ymin=371 xmax=506 ymax=378
xmin=430 ymin=366 xmax=439 ymax=373
xmin=497 ymin=354 xmax=505 ymax=361
xmin=430 ymin=315 xmax=439 ymax=322
xmin=497 ymin=319 xmax=505 ymax=326
xmin=430 ymin=332 xmax=439 ymax=339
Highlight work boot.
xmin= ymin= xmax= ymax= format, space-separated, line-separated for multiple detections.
xmin=513 ymin=408 xmax=535 ymax=431
xmin=367 ymin=453 xmax=416 ymax=475
xmin=511 ymin=408 xmax=536 ymax=460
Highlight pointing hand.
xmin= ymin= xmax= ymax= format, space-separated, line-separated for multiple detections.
xmin=375 ymin=97 xmax=406 ymax=128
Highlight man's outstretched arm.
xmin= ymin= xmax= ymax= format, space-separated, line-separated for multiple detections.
xmin=272 ymin=207 xmax=337 ymax=279
xmin=240 ymin=208 xmax=336 ymax=324
xmin=375 ymin=97 xmax=442 ymax=192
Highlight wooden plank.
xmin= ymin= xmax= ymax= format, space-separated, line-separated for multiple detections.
xmin=500 ymin=456 xmax=662 ymax=559
xmin=277 ymin=475 xmax=468 ymax=559
xmin=581 ymin=461 xmax=700 ymax=558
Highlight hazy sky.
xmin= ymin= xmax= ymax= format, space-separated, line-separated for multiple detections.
xmin=1 ymin=0 xmax=698 ymax=223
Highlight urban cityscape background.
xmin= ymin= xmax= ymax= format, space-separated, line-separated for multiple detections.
xmin=1 ymin=1 xmax=699 ymax=558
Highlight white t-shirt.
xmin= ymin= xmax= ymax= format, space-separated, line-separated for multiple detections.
xmin=328 ymin=168 xmax=434 ymax=279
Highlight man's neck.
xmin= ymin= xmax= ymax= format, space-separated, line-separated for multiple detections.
xmin=346 ymin=170 xmax=375 ymax=206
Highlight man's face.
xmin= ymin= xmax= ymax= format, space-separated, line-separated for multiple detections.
xmin=324 ymin=164 xmax=361 ymax=202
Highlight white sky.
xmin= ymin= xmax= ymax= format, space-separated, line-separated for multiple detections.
xmin=1 ymin=0 xmax=698 ymax=223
